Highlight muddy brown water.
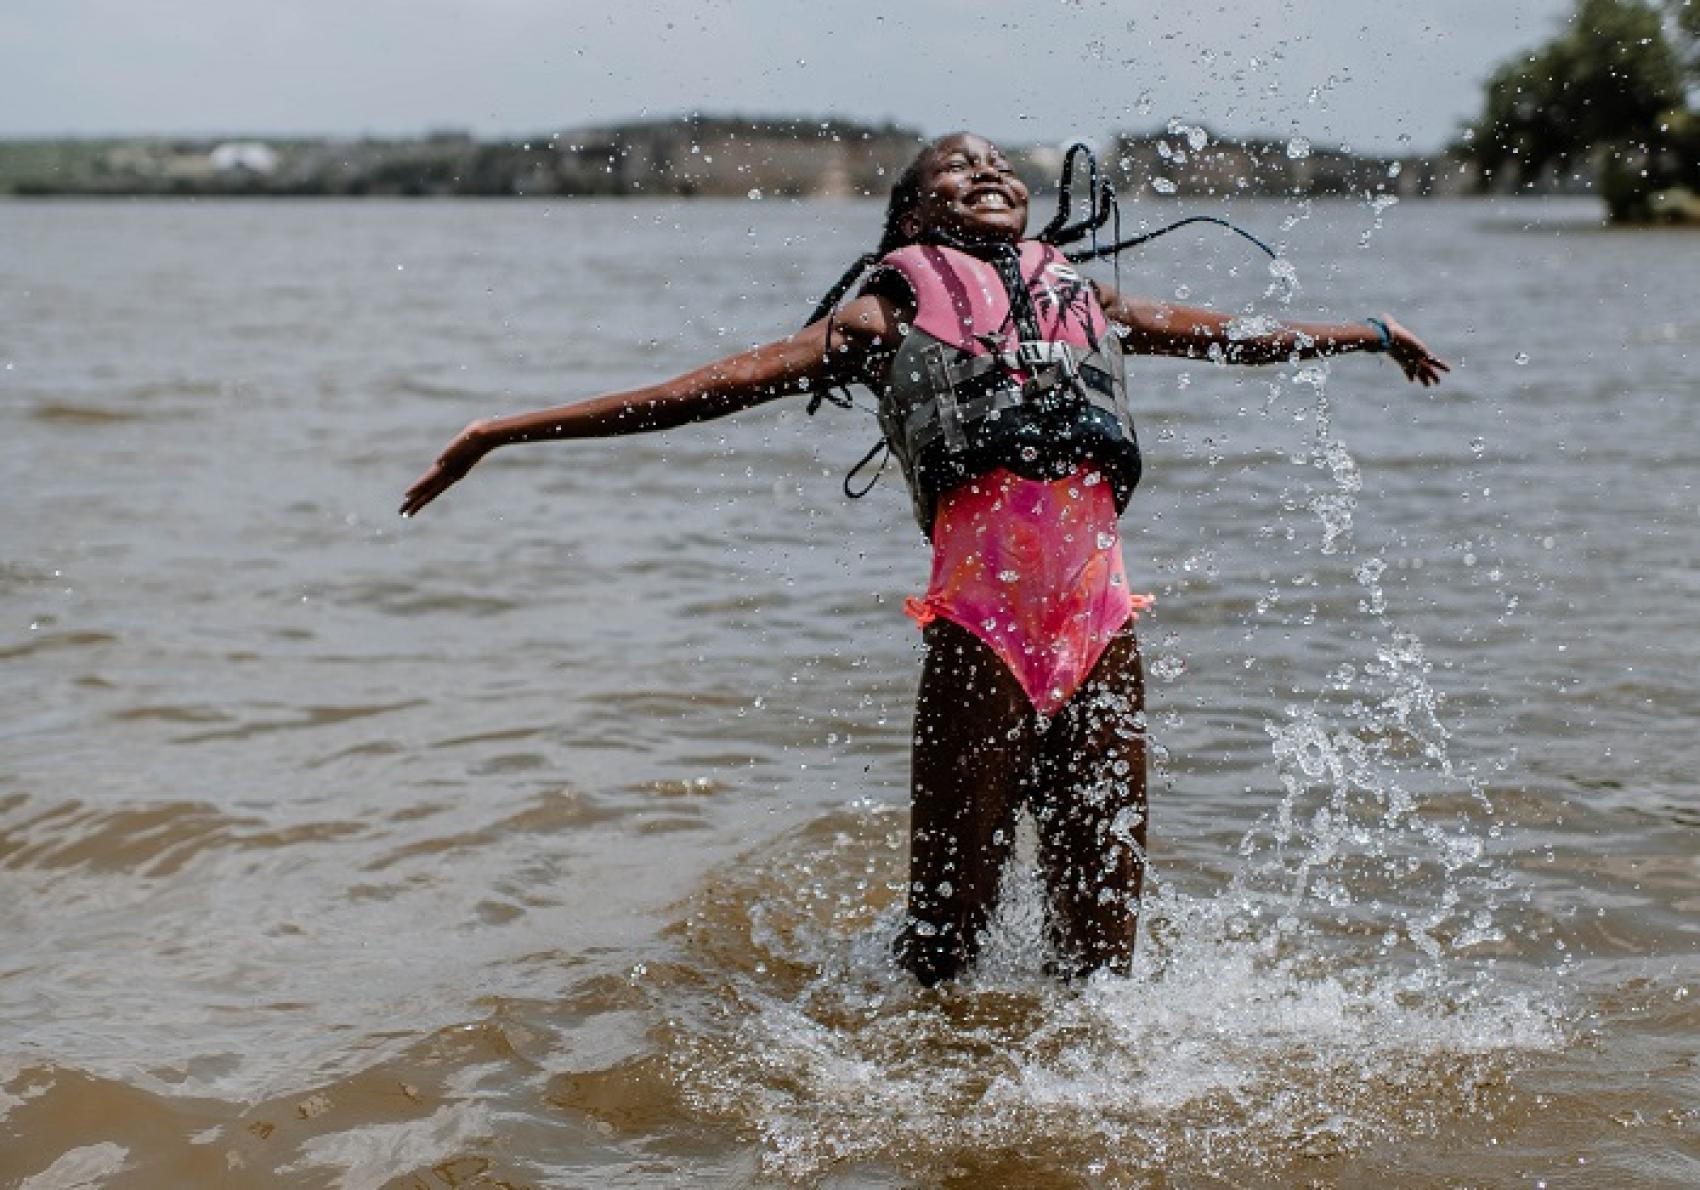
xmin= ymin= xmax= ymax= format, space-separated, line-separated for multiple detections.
xmin=2 ymin=195 xmax=1697 ymax=1187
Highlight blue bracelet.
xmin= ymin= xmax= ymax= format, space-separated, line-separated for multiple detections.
xmin=1365 ymin=316 xmax=1393 ymax=353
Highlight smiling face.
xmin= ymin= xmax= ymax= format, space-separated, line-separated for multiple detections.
xmin=902 ymin=133 xmax=1030 ymax=244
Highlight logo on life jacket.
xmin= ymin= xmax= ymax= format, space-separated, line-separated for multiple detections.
xmin=1035 ymin=260 xmax=1089 ymax=315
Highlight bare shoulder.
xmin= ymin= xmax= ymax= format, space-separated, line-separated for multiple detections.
xmin=829 ymin=290 xmax=910 ymax=350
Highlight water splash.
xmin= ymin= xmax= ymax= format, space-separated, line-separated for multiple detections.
xmin=1264 ymin=256 xmax=1300 ymax=303
xmin=663 ymin=804 xmax=1557 ymax=1183
xmin=1361 ymin=192 xmax=1400 ymax=248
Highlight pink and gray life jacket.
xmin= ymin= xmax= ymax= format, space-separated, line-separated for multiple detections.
xmin=873 ymin=238 xmax=1141 ymax=537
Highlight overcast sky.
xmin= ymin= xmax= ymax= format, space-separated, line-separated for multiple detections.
xmin=4 ymin=0 xmax=1575 ymax=153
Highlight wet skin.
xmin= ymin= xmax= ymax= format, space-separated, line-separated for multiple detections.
xmin=899 ymin=619 xmax=1148 ymax=985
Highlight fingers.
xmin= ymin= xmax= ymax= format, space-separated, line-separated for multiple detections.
xmin=1415 ymin=352 xmax=1449 ymax=385
xmin=399 ymin=464 xmax=454 ymax=517
xmin=1399 ymin=352 xmax=1449 ymax=387
xmin=399 ymin=428 xmax=489 ymax=518
xmin=1381 ymin=315 xmax=1450 ymax=388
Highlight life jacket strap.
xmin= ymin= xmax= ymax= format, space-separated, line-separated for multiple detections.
xmin=902 ymin=348 xmax=1125 ymax=457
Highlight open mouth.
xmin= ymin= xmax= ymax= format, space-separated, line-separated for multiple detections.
xmin=964 ymin=188 xmax=1015 ymax=212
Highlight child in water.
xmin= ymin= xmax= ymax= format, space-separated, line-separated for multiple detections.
xmin=401 ymin=132 xmax=1447 ymax=986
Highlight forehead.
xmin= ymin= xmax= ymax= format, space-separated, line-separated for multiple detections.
xmin=928 ymin=134 xmax=1006 ymax=163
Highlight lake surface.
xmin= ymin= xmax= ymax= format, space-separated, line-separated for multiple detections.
xmin=2 ymin=194 xmax=1696 ymax=1187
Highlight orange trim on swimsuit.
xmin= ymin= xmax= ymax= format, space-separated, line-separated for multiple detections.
xmin=904 ymin=466 xmax=1152 ymax=716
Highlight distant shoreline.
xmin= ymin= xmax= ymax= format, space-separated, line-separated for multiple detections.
xmin=0 ymin=116 xmax=1540 ymax=203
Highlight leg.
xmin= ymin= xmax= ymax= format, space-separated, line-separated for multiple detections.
xmin=1031 ymin=625 xmax=1148 ymax=979
xmin=898 ymin=618 xmax=1036 ymax=986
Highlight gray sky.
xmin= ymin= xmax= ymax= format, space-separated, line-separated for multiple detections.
xmin=4 ymin=0 xmax=1574 ymax=153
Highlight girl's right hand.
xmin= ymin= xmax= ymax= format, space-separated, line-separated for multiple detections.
xmin=1379 ymin=314 xmax=1450 ymax=387
xmin=399 ymin=421 xmax=493 ymax=517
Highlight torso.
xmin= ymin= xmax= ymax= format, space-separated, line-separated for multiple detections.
xmin=905 ymin=464 xmax=1148 ymax=716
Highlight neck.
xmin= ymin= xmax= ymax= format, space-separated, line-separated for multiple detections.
xmin=919 ymin=227 xmax=1022 ymax=256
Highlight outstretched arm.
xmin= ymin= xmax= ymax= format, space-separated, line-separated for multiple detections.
xmin=1094 ymin=283 xmax=1449 ymax=386
xmin=400 ymin=294 xmax=905 ymax=516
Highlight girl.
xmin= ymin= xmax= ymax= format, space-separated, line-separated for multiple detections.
xmin=401 ymin=132 xmax=1447 ymax=986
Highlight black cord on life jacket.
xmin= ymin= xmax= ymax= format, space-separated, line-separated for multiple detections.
xmin=1041 ymin=140 xmax=1280 ymax=264
xmin=989 ymin=240 xmax=1046 ymax=345
xmin=1036 ymin=141 xmax=1116 ymax=249
xmin=841 ymin=437 xmax=891 ymax=498
xmin=1069 ymin=214 xmax=1278 ymax=265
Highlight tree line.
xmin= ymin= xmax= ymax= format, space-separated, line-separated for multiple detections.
xmin=1464 ymin=0 xmax=1700 ymax=221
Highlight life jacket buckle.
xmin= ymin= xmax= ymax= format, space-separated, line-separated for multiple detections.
xmin=1015 ymin=340 xmax=1055 ymax=370
xmin=1016 ymin=341 xmax=1083 ymax=413
xmin=1017 ymin=340 xmax=1081 ymax=378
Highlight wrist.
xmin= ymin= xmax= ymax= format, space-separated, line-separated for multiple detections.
xmin=1364 ymin=316 xmax=1394 ymax=353
xmin=465 ymin=418 xmax=505 ymax=451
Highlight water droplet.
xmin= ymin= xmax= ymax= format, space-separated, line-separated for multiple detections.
xmin=1286 ymin=136 xmax=1311 ymax=160
xmin=1470 ymin=436 xmax=1486 ymax=457
xmin=1514 ymin=352 xmax=1529 ymax=366
xmin=1151 ymin=176 xmax=1177 ymax=195
xmin=1150 ymin=654 xmax=1187 ymax=680
xmin=1096 ymin=531 xmax=1116 ymax=550
xmin=998 ymin=569 xmax=1020 ymax=583
xmin=746 ymin=188 xmax=763 ymax=200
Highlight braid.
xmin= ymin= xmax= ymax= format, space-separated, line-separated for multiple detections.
xmin=800 ymin=141 xmax=941 ymax=416
xmin=874 ymin=150 xmax=931 ymax=255
xmin=803 ymin=142 xmax=935 ymax=328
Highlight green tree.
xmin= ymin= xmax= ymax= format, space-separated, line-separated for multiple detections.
xmin=1466 ymin=0 xmax=1698 ymax=221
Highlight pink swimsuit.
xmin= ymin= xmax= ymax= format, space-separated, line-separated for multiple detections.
xmin=904 ymin=464 xmax=1152 ymax=716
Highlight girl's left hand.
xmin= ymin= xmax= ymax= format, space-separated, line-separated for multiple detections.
xmin=1379 ymin=314 xmax=1450 ymax=386
xmin=399 ymin=421 xmax=493 ymax=517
